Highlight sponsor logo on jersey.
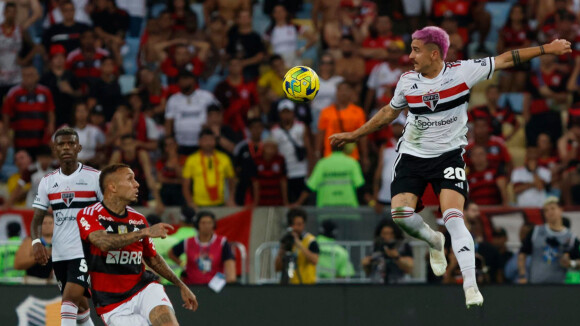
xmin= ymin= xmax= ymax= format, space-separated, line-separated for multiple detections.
xmin=54 ymin=212 xmax=76 ymax=226
xmin=80 ymin=217 xmax=91 ymax=231
xmin=106 ymin=250 xmax=143 ymax=265
xmin=422 ymin=93 xmax=440 ymax=109
xmin=61 ymin=192 xmax=75 ymax=207
xmin=129 ymin=219 xmax=146 ymax=225
xmin=98 ymin=215 xmax=115 ymax=222
xmin=118 ymin=225 xmax=128 ymax=234
xmin=415 ymin=116 xmax=458 ymax=130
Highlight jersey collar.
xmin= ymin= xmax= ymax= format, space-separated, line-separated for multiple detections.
xmin=100 ymin=201 xmax=128 ymax=219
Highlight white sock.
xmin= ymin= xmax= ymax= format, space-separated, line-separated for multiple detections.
xmin=77 ymin=309 xmax=94 ymax=326
xmin=60 ymin=301 xmax=78 ymax=326
xmin=443 ymin=208 xmax=477 ymax=290
xmin=392 ymin=207 xmax=441 ymax=250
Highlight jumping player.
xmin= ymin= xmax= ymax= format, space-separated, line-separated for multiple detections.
xmin=31 ymin=127 xmax=101 ymax=325
xmin=330 ymin=26 xmax=572 ymax=307
xmin=77 ymin=163 xmax=198 ymax=325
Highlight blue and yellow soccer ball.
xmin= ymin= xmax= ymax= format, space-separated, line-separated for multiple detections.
xmin=282 ymin=66 xmax=320 ymax=102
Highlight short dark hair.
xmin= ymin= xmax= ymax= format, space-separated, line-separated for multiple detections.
xmin=99 ymin=163 xmax=130 ymax=195
xmin=199 ymin=128 xmax=215 ymax=139
xmin=247 ymin=118 xmax=263 ymax=127
xmin=287 ymin=208 xmax=307 ymax=226
xmin=269 ymin=54 xmax=283 ymax=64
xmin=54 ymin=127 xmax=79 ymax=140
xmin=5 ymin=2 xmax=16 ymax=10
xmin=7 ymin=222 xmax=21 ymax=238
xmin=194 ymin=210 xmax=216 ymax=229
xmin=36 ymin=145 xmax=53 ymax=157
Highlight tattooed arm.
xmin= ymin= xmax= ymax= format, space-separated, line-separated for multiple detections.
xmin=495 ymin=39 xmax=571 ymax=70
xmin=145 ymin=254 xmax=199 ymax=311
xmin=87 ymin=223 xmax=174 ymax=252
xmin=30 ymin=208 xmax=50 ymax=265
xmin=329 ymin=104 xmax=401 ymax=148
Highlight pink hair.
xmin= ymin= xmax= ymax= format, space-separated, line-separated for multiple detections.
xmin=412 ymin=26 xmax=450 ymax=60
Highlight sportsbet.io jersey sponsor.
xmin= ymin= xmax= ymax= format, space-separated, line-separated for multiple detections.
xmin=33 ymin=163 xmax=102 ymax=262
xmin=390 ymin=58 xmax=495 ymax=158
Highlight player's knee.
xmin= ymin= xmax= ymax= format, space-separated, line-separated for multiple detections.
xmin=391 ymin=206 xmax=413 ymax=224
xmin=150 ymin=305 xmax=178 ymax=326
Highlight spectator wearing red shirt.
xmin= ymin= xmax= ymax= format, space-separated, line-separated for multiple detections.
xmin=214 ymin=58 xmax=259 ymax=133
xmin=540 ymin=0 xmax=576 ymax=42
xmin=566 ymin=56 xmax=580 ymax=120
xmin=467 ymin=145 xmax=508 ymax=206
xmin=157 ymin=40 xmax=209 ymax=87
xmin=525 ymin=54 xmax=568 ymax=146
xmin=465 ymin=118 xmax=512 ymax=176
xmin=2 ymin=66 xmax=55 ymax=155
xmin=537 ymin=133 xmax=560 ymax=171
xmin=252 ymin=139 xmax=288 ymax=206
xmin=156 ymin=135 xmax=185 ymax=207
xmin=432 ymin=0 xmax=490 ymax=54
xmin=497 ymin=4 xmax=532 ymax=92
xmin=468 ymin=85 xmax=520 ymax=141
xmin=360 ymin=16 xmax=402 ymax=75
xmin=66 ymin=29 xmax=111 ymax=90
xmin=559 ymin=119 xmax=580 ymax=205
xmin=135 ymin=67 xmax=174 ymax=122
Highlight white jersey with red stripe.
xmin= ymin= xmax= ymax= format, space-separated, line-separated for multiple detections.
xmin=390 ymin=57 xmax=496 ymax=158
xmin=33 ymin=163 xmax=102 ymax=262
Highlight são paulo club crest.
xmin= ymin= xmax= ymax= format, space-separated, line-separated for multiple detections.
xmin=61 ymin=192 xmax=75 ymax=207
xmin=422 ymin=93 xmax=440 ymax=110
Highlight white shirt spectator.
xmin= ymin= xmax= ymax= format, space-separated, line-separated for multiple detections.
xmin=367 ymin=62 xmax=402 ymax=100
xmin=74 ymin=124 xmax=105 ymax=162
xmin=511 ymin=166 xmax=551 ymax=207
xmin=310 ymin=75 xmax=343 ymax=132
xmin=43 ymin=0 xmax=91 ymax=27
xmin=165 ymin=90 xmax=218 ymax=147
xmin=115 ymin=0 xmax=146 ymax=18
xmin=0 ymin=23 xmax=22 ymax=86
xmin=271 ymin=120 xmax=307 ymax=179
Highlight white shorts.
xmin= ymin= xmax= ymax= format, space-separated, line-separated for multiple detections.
xmin=101 ymin=282 xmax=174 ymax=326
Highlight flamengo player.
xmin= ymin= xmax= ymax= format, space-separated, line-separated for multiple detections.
xmin=330 ymin=26 xmax=572 ymax=307
xmin=31 ymin=128 xmax=101 ymax=325
xmin=77 ymin=163 xmax=197 ymax=325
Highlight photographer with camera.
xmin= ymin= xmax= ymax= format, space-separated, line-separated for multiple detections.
xmin=362 ymin=219 xmax=414 ymax=284
xmin=275 ymin=209 xmax=320 ymax=284
xmin=518 ymin=197 xmax=580 ymax=284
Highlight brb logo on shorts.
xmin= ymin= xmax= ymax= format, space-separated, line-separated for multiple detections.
xmin=61 ymin=192 xmax=75 ymax=207
xmin=415 ymin=116 xmax=458 ymax=130
xmin=106 ymin=251 xmax=143 ymax=265
xmin=422 ymin=93 xmax=440 ymax=110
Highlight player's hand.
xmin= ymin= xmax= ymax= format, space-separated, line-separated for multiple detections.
xmin=144 ymin=223 xmax=174 ymax=239
xmin=329 ymin=132 xmax=358 ymax=148
xmin=32 ymin=242 xmax=49 ymax=266
xmin=547 ymin=39 xmax=572 ymax=56
xmin=180 ymin=285 xmax=198 ymax=311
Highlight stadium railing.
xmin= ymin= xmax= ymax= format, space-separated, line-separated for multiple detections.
xmin=253 ymin=240 xmax=429 ymax=284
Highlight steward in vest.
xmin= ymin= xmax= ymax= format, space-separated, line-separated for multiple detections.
xmin=169 ymin=211 xmax=236 ymax=285
xmin=275 ymin=208 xmax=320 ymax=284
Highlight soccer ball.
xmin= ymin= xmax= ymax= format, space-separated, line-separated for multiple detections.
xmin=282 ymin=66 xmax=320 ymax=102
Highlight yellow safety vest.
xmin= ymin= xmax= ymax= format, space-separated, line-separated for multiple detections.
xmin=290 ymin=233 xmax=317 ymax=284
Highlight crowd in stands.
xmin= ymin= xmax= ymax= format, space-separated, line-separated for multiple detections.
xmin=1 ymin=0 xmax=580 ymax=285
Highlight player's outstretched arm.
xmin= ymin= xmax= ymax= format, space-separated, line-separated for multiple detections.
xmin=494 ymin=39 xmax=572 ymax=71
xmin=329 ymin=104 xmax=401 ymax=147
xmin=88 ymin=223 xmax=174 ymax=252
xmin=30 ymin=208 xmax=50 ymax=265
xmin=144 ymin=254 xmax=199 ymax=311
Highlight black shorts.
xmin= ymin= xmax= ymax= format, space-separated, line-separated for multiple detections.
xmin=391 ymin=149 xmax=468 ymax=201
xmin=53 ymin=258 xmax=91 ymax=297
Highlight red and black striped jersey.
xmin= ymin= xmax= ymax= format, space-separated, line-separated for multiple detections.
xmin=2 ymin=84 xmax=55 ymax=149
xmin=467 ymin=167 xmax=505 ymax=206
xmin=77 ymin=202 xmax=158 ymax=315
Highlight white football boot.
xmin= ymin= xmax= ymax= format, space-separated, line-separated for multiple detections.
xmin=465 ymin=287 xmax=484 ymax=308
xmin=429 ymin=231 xmax=447 ymax=276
